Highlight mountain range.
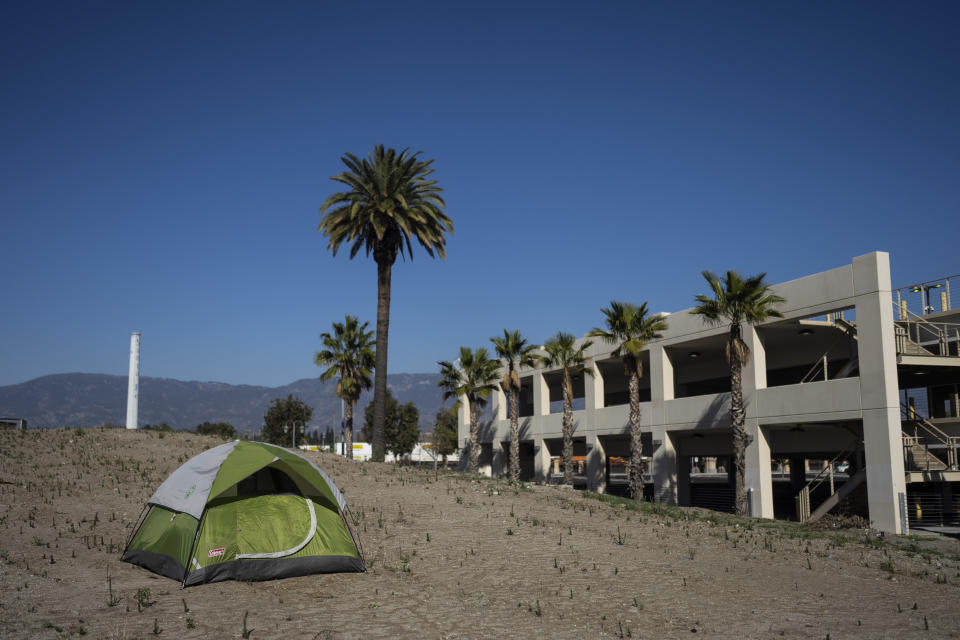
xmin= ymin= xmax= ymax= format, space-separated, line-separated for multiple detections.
xmin=0 ymin=373 xmax=445 ymax=435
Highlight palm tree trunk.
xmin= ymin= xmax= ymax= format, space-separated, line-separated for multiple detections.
xmin=437 ymin=396 xmax=445 ymax=472
xmin=344 ymin=401 xmax=354 ymax=461
xmin=729 ymin=327 xmax=748 ymax=516
xmin=562 ymin=370 xmax=574 ymax=485
xmin=509 ymin=386 xmax=520 ymax=483
xmin=628 ymin=370 xmax=643 ymax=501
xmin=372 ymin=257 xmax=392 ymax=463
xmin=469 ymin=396 xmax=480 ymax=473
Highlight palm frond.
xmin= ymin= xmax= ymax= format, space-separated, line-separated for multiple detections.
xmin=313 ymin=315 xmax=375 ymax=404
xmin=691 ymin=269 xmax=786 ymax=365
xmin=319 ymin=145 xmax=453 ymax=267
xmin=587 ymin=300 xmax=667 ymax=376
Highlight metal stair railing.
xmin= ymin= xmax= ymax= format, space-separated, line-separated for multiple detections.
xmin=900 ymin=404 xmax=959 ymax=471
xmin=796 ymin=444 xmax=861 ymax=523
xmin=894 ymin=304 xmax=960 ymax=357
xmin=800 ymin=319 xmax=859 ymax=384
xmin=800 ymin=354 xmax=830 ymax=384
xmin=833 ymin=317 xmax=858 ymax=338
xmin=902 ymin=435 xmax=948 ymax=472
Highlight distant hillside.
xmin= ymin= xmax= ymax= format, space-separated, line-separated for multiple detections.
xmin=0 ymin=373 xmax=444 ymax=435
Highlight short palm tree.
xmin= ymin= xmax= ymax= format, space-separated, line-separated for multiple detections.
xmin=691 ymin=271 xmax=785 ymax=516
xmin=437 ymin=359 xmax=460 ymax=412
xmin=491 ymin=329 xmax=538 ymax=483
xmin=589 ymin=301 xmax=668 ymax=501
xmin=539 ymin=332 xmax=593 ymax=485
xmin=435 ymin=359 xmax=463 ymax=469
xmin=438 ymin=347 xmax=500 ymax=473
xmin=314 ymin=315 xmax=375 ymax=460
xmin=319 ymin=145 xmax=453 ymax=462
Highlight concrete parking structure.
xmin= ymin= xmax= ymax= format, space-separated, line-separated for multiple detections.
xmin=457 ymin=252 xmax=960 ymax=533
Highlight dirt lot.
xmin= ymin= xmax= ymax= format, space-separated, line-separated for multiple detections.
xmin=1 ymin=428 xmax=959 ymax=639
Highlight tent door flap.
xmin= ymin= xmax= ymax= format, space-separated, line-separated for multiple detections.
xmin=235 ymin=497 xmax=317 ymax=560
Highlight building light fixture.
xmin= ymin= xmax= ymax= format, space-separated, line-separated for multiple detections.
xmin=798 ymin=328 xmax=815 ymax=336
xmin=688 ymin=351 xmax=700 ymax=359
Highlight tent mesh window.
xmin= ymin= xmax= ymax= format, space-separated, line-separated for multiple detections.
xmin=236 ymin=467 xmax=301 ymax=496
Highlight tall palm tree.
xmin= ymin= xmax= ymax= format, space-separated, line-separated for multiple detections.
xmin=691 ymin=271 xmax=785 ymax=516
xmin=438 ymin=347 xmax=500 ymax=473
xmin=314 ymin=315 xmax=375 ymax=460
xmin=589 ymin=301 xmax=668 ymax=501
xmin=319 ymin=145 xmax=453 ymax=462
xmin=491 ymin=329 xmax=538 ymax=483
xmin=539 ymin=332 xmax=593 ymax=485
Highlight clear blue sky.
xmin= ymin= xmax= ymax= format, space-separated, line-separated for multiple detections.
xmin=1 ymin=1 xmax=958 ymax=388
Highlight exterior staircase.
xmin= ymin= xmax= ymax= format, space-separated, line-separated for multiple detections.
xmin=804 ymin=468 xmax=867 ymax=523
xmin=795 ymin=444 xmax=863 ymax=524
xmin=894 ymin=305 xmax=960 ymax=357
xmin=800 ymin=317 xmax=859 ymax=383
xmin=901 ymin=405 xmax=959 ymax=472
xmin=903 ymin=439 xmax=948 ymax=471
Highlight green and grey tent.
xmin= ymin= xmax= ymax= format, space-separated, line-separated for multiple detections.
xmin=122 ymin=440 xmax=364 ymax=586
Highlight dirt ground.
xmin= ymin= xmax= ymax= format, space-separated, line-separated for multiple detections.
xmin=1 ymin=428 xmax=959 ymax=639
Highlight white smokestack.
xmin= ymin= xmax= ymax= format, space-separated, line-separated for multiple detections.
xmin=126 ymin=332 xmax=141 ymax=430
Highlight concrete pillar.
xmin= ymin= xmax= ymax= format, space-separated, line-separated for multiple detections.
xmin=740 ymin=324 xmax=774 ymax=517
xmin=650 ymin=343 xmax=674 ymax=501
xmin=533 ymin=371 xmax=550 ymax=417
xmin=649 ymin=344 xmax=674 ymax=423
xmin=457 ymin=394 xmax=469 ymax=449
xmin=492 ymin=387 xmax=507 ymax=422
xmin=585 ymin=363 xmax=604 ymax=411
xmin=492 ymin=440 xmax=506 ymax=478
xmin=478 ymin=443 xmax=493 ymax=477
xmin=742 ymin=325 xmax=766 ymax=398
xmin=533 ymin=439 xmax=551 ymax=483
xmin=744 ymin=422 xmax=774 ymax=518
xmin=854 ymin=252 xmax=906 ymax=534
xmin=587 ymin=433 xmax=607 ymax=493
xmin=652 ymin=427 xmax=678 ymax=505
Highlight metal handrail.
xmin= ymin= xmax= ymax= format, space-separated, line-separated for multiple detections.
xmin=893 ymin=304 xmax=960 ymax=357
xmin=895 ymin=274 xmax=958 ymax=316
xmin=900 ymin=404 xmax=959 ymax=470
xmin=795 ymin=444 xmax=860 ymax=523
xmin=901 ymin=404 xmax=953 ymax=443
xmin=800 ymin=355 xmax=828 ymax=384
xmin=804 ymin=445 xmax=859 ymax=497
xmin=902 ymin=435 xmax=945 ymax=472
xmin=800 ymin=320 xmax=858 ymax=384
